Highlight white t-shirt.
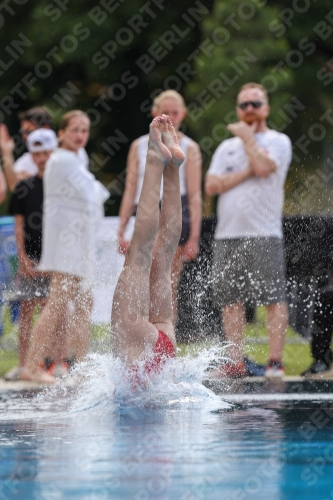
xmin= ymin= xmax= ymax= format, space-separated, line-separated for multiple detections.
xmin=13 ymin=148 xmax=89 ymax=175
xmin=135 ymin=134 xmax=190 ymax=204
xmin=206 ymin=130 xmax=292 ymax=239
xmin=38 ymin=148 xmax=109 ymax=284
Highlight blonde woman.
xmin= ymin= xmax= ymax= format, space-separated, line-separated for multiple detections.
xmin=23 ymin=111 xmax=109 ymax=382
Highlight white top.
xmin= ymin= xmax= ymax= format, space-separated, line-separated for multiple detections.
xmin=135 ymin=134 xmax=190 ymax=204
xmin=38 ymin=148 xmax=110 ymax=284
xmin=13 ymin=148 xmax=89 ymax=175
xmin=207 ymin=130 xmax=292 ymax=239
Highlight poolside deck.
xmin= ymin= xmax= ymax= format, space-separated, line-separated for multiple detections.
xmin=0 ymin=380 xmax=44 ymax=391
xmin=1 ymin=373 xmax=333 ymax=394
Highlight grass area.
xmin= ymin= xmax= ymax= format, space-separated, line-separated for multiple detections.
xmin=177 ymin=342 xmax=312 ymax=376
xmin=0 ymin=306 xmax=19 ymax=377
xmin=0 ymin=350 xmax=18 ymax=377
xmin=0 ymin=306 xmax=313 ymax=378
xmin=244 ymin=344 xmax=312 ymax=376
xmin=243 ymin=306 xmax=312 ymax=375
xmin=176 ymin=306 xmax=312 ymax=375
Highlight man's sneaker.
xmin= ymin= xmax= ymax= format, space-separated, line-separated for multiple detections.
xmin=215 ymin=362 xmax=247 ymax=378
xmin=243 ymin=357 xmax=266 ymax=377
xmin=265 ymin=360 xmax=285 ymax=378
xmin=301 ymin=360 xmax=331 ymax=377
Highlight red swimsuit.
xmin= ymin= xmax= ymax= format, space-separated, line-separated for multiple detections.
xmin=129 ymin=331 xmax=175 ymax=386
xmin=144 ymin=330 xmax=175 ymax=373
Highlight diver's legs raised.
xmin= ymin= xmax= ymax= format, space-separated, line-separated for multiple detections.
xmin=111 ymin=116 xmax=175 ymax=363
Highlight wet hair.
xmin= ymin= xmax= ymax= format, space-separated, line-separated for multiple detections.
xmin=18 ymin=107 xmax=53 ymax=128
xmin=152 ymin=90 xmax=186 ymax=112
xmin=238 ymin=83 xmax=269 ymax=103
xmin=59 ymin=110 xmax=90 ymax=131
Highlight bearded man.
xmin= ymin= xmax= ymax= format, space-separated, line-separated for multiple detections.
xmin=205 ymin=82 xmax=292 ymax=378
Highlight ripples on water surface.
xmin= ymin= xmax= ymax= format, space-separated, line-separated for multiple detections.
xmin=1 ymin=349 xmax=333 ymax=499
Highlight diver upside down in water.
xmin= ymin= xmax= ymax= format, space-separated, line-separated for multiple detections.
xmin=111 ymin=115 xmax=185 ymax=375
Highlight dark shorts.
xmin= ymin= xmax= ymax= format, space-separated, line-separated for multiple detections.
xmin=212 ymin=237 xmax=287 ymax=307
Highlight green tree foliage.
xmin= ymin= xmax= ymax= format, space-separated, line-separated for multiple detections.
xmin=186 ymin=1 xmax=292 ymax=158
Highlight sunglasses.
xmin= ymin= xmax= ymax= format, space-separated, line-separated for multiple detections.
xmin=237 ymin=101 xmax=264 ymax=110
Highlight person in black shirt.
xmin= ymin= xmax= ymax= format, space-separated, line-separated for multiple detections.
xmin=5 ymin=129 xmax=65 ymax=381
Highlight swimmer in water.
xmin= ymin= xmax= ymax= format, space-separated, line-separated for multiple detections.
xmin=111 ymin=115 xmax=185 ymax=371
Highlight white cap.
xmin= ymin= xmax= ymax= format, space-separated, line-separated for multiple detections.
xmin=27 ymin=128 xmax=58 ymax=153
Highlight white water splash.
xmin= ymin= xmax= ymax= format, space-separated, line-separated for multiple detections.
xmin=1 ymin=346 xmax=232 ymax=421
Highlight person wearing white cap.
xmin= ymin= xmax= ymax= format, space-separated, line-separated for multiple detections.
xmin=26 ymin=128 xmax=58 ymax=153
xmin=5 ymin=128 xmax=69 ymax=381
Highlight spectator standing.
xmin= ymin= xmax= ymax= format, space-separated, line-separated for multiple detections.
xmin=23 ymin=110 xmax=109 ymax=383
xmin=13 ymin=108 xmax=54 ymax=182
xmin=205 ymin=83 xmax=292 ymax=378
xmin=118 ymin=90 xmax=202 ymax=323
xmin=4 ymin=129 xmax=69 ymax=381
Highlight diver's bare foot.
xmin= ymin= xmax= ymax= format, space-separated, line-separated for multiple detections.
xmin=162 ymin=116 xmax=185 ymax=168
xmin=21 ymin=368 xmax=55 ymax=384
xmin=148 ymin=115 xmax=172 ymax=165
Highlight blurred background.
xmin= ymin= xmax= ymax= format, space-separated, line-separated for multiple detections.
xmin=1 ymin=0 xmax=333 ymax=216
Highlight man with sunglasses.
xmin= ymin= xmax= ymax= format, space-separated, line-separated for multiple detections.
xmin=205 ymin=82 xmax=292 ymax=378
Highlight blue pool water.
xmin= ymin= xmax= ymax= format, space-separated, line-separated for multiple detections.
xmin=1 ymin=352 xmax=333 ymax=500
